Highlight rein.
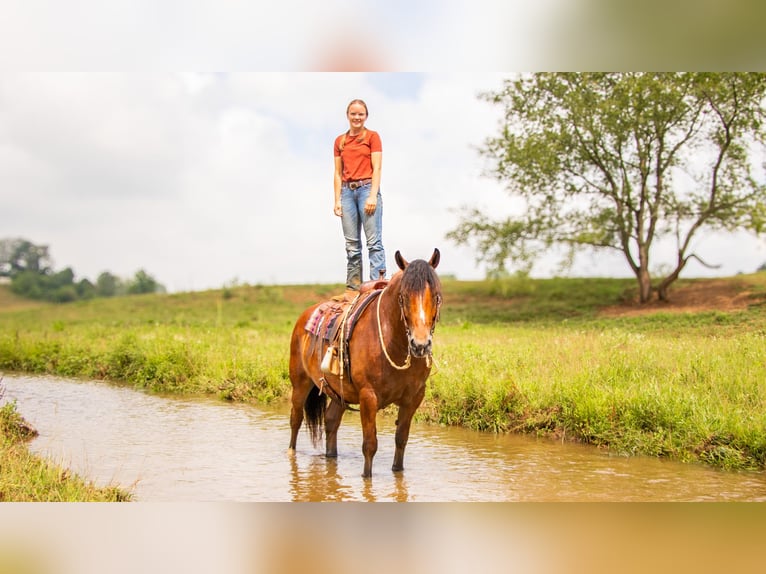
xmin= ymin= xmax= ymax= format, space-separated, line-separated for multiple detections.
xmin=376 ymin=286 xmax=435 ymax=370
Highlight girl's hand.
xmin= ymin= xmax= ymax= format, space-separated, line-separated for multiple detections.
xmin=364 ymin=195 xmax=377 ymax=215
xmin=334 ymin=201 xmax=343 ymax=217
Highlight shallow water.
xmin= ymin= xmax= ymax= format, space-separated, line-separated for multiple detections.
xmin=3 ymin=374 xmax=766 ymax=501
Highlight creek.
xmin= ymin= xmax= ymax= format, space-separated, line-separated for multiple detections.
xmin=3 ymin=374 xmax=765 ymax=501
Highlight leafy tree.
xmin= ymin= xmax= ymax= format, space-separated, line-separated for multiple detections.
xmin=76 ymin=278 xmax=97 ymax=300
xmin=9 ymin=271 xmax=45 ymax=300
xmin=449 ymin=73 xmax=766 ymax=302
xmin=126 ymin=269 xmax=165 ymax=295
xmin=9 ymin=268 xmax=76 ymax=302
xmin=96 ymin=271 xmax=122 ymax=297
xmin=49 ymin=267 xmax=75 ymax=289
xmin=1 ymin=238 xmax=168 ymax=302
xmin=50 ymin=284 xmax=78 ymax=303
xmin=0 ymin=238 xmax=52 ymax=277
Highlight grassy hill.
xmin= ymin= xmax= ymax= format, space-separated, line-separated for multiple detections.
xmin=4 ymin=271 xmax=764 ymax=324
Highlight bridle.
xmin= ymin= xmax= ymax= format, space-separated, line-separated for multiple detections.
xmin=376 ymin=285 xmax=442 ymax=370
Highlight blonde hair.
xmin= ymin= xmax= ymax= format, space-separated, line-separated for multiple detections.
xmin=346 ymin=99 xmax=369 ymax=115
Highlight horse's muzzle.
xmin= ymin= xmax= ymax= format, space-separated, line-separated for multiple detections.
xmin=409 ymin=337 xmax=432 ymax=358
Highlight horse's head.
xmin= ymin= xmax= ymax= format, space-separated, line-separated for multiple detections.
xmin=394 ymin=248 xmax=442 ymax=359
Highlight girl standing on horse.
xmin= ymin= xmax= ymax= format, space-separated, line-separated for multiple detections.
xmin=333 ymin=99 xmax=386 ymax=300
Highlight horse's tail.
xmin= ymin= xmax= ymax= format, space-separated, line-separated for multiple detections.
xmin=304 ymin=384 xmax=326 ymax=447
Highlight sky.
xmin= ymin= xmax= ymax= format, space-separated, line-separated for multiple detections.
xmin=2 ymin=72 xmax=765 ymax=292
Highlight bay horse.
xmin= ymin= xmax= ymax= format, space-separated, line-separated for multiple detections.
xmin=288 ymin=248 xmax=442 ymax=478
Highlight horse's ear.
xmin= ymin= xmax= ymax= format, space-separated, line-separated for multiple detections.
xmin=395 ymin=250 xmax=408 ymax=270
xmin=429 ymin=248 xmax=440 ymax=269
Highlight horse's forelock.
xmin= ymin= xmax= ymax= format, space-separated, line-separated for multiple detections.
xmin=399 ymin=259 xmax=441 ymax=299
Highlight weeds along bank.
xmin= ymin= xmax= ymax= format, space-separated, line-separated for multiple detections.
xmin=0 ymin=284 xmax=313 ymax=403
xmin=1 ymin=278 xmax=766 ymax=471
xmin=425 ymin=323 xmax=766 ymax=470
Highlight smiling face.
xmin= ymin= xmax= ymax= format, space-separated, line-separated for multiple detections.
xmin=346 ymin=101 xmax=368 ymax=134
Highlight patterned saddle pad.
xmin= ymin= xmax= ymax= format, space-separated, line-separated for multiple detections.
xmin=305 ymin=301 xmax=346 ymax=342
xmin=304 ymin=288 xmax=385 ymax=344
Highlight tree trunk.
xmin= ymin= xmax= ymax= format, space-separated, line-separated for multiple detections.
xmin=637 ymin=267 xmax=653 ymax=303
xmin=657 ymin=282 xmax=670 ymax=302
xmin=657 ymin=266 xmax=683 ymax=302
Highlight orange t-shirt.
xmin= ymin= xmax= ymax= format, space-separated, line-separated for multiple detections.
xmin=334 ymin=129 xmax=382 ymax=182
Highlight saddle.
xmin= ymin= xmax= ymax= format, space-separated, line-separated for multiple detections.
xmin=304 ymin=279 xmax=388 ymax=377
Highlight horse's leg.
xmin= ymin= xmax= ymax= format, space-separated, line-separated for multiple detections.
xmin=324 ymin=398 xmax=344 ymax=458
xmin=392 ymin=403 xmax=418 ymax=472
xmin=288 ymin=373 xmax=312 ymax=451
xmin=359 ymin=387 xmax=379 ymax=478
xmin=288 ymin=331 xmax=310 ymax=450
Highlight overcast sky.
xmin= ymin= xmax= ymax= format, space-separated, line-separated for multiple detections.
xmin=2 ymin=73 xmax=765 ymax=292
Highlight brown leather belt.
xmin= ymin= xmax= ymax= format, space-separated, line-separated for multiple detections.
xmin=344 ymin=179 xmax=372 ymax=190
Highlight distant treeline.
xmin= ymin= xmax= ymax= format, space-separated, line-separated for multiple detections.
xmin=0 ymin=238 xmax=164 ymax=303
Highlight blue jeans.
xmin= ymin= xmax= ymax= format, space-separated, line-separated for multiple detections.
xmin=341 ymin=183 xmax=386 ymax=290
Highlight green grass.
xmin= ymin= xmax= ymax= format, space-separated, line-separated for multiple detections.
xmin=1 ymin=273 xmax=766 ymax=473
xmin=424 ymin=323 xmax=766 ymax=469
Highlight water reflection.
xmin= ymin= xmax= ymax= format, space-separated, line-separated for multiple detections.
xmin=286 ymin=437 xmax=411 ymax=502
xmin=3 ymin=374 xmax=766 ymax=501
xmin=288 ymin=453 xmax=351 ymax=502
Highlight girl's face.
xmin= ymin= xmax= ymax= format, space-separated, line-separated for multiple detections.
xmin=347 ymin=103 xmax=368 ymax=131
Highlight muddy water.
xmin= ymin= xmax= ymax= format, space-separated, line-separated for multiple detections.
xmin=3 ymin=374 xmax=766 ymax=501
